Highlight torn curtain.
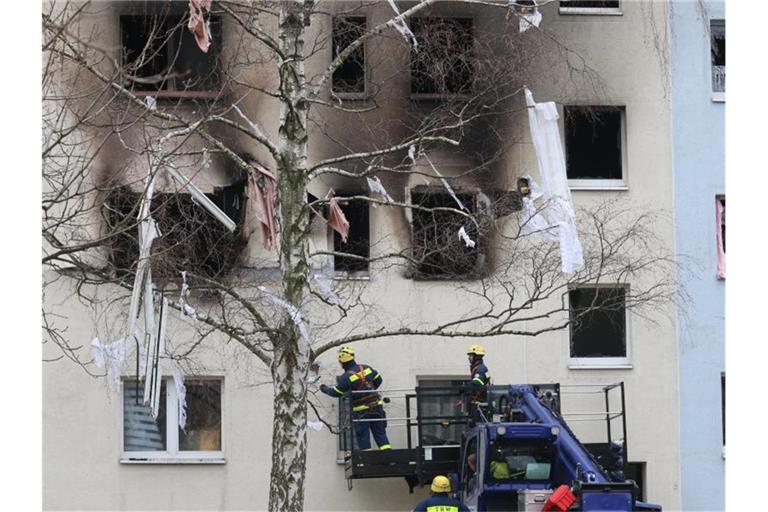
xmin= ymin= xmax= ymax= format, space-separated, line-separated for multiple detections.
xmin=524 ymin=87 xmax=584 ymax=274
xmin=247 ymin=163 xmax=279 ymax=251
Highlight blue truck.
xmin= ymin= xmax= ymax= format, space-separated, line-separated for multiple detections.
xmin=340 ymin=382 xmax=662 ymax=511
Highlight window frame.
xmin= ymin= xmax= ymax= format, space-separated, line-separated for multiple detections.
xmin=118 ymin=10 xmax=224 ymax=99
xmin=558 ymin=1 xmax=622 ymax=16
xmin=331 ymin=16 xmax=368 ymax=100
xmin=567 ymin=284 xmax=632 ymax=369
xmin=119 ymin=376 xmax=226 ymax=464
xmin=710 ymin=19 xmax=725 ymax=102
xmin=328 ymin=192 xmax=371 ymax=279
xmin=564 ymin=105 xmax=628 ymax=190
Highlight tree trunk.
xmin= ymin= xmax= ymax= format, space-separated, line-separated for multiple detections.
xmin=268 ymin=3 xmax=311 ymax=511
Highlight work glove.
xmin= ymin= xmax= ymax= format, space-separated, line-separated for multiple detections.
xmin=320 ymin=384 xmax=331 ymax=394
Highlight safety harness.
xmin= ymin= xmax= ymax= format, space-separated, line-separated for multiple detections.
xmin=346 ymin=364 xmax=383 ymax=412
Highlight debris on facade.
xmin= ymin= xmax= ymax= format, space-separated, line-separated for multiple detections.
xmin=524 ymin=88 xmax=584 ymax=274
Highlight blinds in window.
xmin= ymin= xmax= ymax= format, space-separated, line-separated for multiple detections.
xmin=123 ymin=381 xmax=167 ymax=451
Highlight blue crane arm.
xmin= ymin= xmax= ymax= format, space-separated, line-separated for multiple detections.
xmin=508 ymin=385 xmax=609 ymax=485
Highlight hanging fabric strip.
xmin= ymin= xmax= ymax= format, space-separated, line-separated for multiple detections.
xmin=716 ymin=198 xmax=725 ymax=279
xmin=258 ymin=286 xmax=311 ymax=344
xmin=246 ymin=162 xmax=279 ymax=250
xmin=187 ymin=0 xmax=213 ymax=53
xmin=90 ymin=337 xmax=126 ymax=390
xmin=386 ymin=0 xmax=418 ymax=49
xmin=458 ymin=226 xmax=476 ymax=248
xmin=366 ymin=176 xmax=394 ymax=205
xmin=524 ymin=87 xmax=584 ymax=273
xmin=327 ymin=197 xmax=350 ymax=243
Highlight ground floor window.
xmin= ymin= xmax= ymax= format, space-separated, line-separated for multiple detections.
xmin=122 ymin=378 xmax=223 ymax=462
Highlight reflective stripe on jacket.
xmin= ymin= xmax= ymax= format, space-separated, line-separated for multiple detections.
xmin=412 ymin=493 xmax=470 ymax=512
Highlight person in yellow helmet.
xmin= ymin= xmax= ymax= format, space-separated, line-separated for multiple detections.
xmin=320 ymin=346 xmax=391 ymax=450
xmin=411 ymin=475 xmax=470 ymax=512
xmin=467 ymin=344 xmax=491 ymax=404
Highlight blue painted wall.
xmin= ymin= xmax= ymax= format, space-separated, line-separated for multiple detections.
xmin=670 ymin=1 xmax=725 ymax=510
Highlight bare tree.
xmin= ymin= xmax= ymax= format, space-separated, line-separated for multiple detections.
xmin=42 ymin=1 xmax=676 ymax=510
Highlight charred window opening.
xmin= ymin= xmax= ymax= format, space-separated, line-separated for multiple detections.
xmin=411 ymin=189 xmax=482 ymax=279
xmin=565 ymin=106 xmax=624 ymax=182
xmin=410 ymin=18 xmax=474 ymax=96
xmin=333 ymin=197 xmax=370 ymax=273
xmin=120 ymin=7 xmax=222 ymax=95
xmin=332 ymin=17 xmax=366 ymax=95
xmin=710 ymin=20 xmax=725 ymax=93
xmin=105 ymin=182 xmax=246 ymax=279
xmin=569 ymin=286 xmax=627 ymax=359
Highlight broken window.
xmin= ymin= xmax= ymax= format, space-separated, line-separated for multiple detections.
xmin=710 ymin=20 xmax=725 ymax=93
xmin=332 ymin=17 xmax=366 ymax=95
xmin=120 ymin=5 xmax=222 ymax=95
xmin=569 ymin=286 xmax=628 ymax=363
xmin=410 ymin=18 xmax=474 ymax=96
xmin=716 ymin=195 xmax=725 ymax=279
xmin=565 ymin=106 xmax=625 ymax=185
xmin=122 ymin=379 xmax=222 ymax=459
xmin=332 ymin=197 xmax=370 ymax=273
xmin=410 ymin=189 xmax=482 ymax=279
xmin=559 ymin=1 xmax=621 ymax=12
xmin=105 ymin=181 xmax=247 ymax=279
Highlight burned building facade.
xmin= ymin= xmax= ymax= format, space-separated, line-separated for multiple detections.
xmin=43 ymin=1 xmax=683 ymax=510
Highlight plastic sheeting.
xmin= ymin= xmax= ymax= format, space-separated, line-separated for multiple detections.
xmin=458 ymin=226 xmax=476 ymax=248
xmin=387 ymin=0 xmax=418 ymax=49
xmin=90 ymin=337 xmax=126 ymax=390
xmin=524 ymin=88 xmax=584 ymax=274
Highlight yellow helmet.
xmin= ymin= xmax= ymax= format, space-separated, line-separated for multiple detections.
xmin=337 ymin=346 xmax=355 ymax=363
xmin=431 ymin=475 xmax=451 ymax=493
xmin=467 ymin=344 xmax=486 ymax=356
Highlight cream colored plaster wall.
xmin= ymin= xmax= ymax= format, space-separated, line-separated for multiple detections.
xmin=44 ymin=1 xmax=679 ymax=510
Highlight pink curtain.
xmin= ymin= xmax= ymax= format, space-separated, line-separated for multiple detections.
xmin=188 ymin=0 xmax=213 ymax=53
xmin=328 ymin=197 xmax=350 ymax=243
xmin=247 ymin=164 xmax=278 ymax=251
xmin=716 ymin=197 xmax=725 ymax=279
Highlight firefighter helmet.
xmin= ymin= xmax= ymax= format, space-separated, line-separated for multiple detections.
xmin=431 ymin=475 xmax=451 ymax=493
xmin=337 ymin=346 xmax=355 ymax=363
xmin=467 ymin=344 xmax=486 ymax=356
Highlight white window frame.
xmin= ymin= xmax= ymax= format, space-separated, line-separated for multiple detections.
xmin=331 ymin=15 xmax=369 ymax=101
xmin=563 ymin=105 xmax=628 ymax=191
xmin=567 ymin=284 xmax=632 ymax=369
xmin=120 ymin=377 xmax=226 ymax=464
xmin=558 ymin=1 xmax=622 ymax=16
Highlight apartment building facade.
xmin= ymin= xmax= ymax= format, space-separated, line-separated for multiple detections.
xmin=43 ymin=1 xmax=684 ymax=510
xmin=670 ymin=1 xmax=726 ymax=510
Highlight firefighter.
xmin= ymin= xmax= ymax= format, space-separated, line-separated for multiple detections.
xmin=467 ymin=344 xmax=491 ymax=402
xmin=320 ymin=346 xmax=391 ymax=450
xmin=412 ymin=475 xmax=470 ymax=512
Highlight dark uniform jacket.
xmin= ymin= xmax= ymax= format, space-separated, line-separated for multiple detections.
xmin=321 ymin=362 xmax=384 ymax=412
xmin=469 ymin=360 xmax=491 ymax=403
xmin=412 ymin=493 xmax=470 ymax=512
